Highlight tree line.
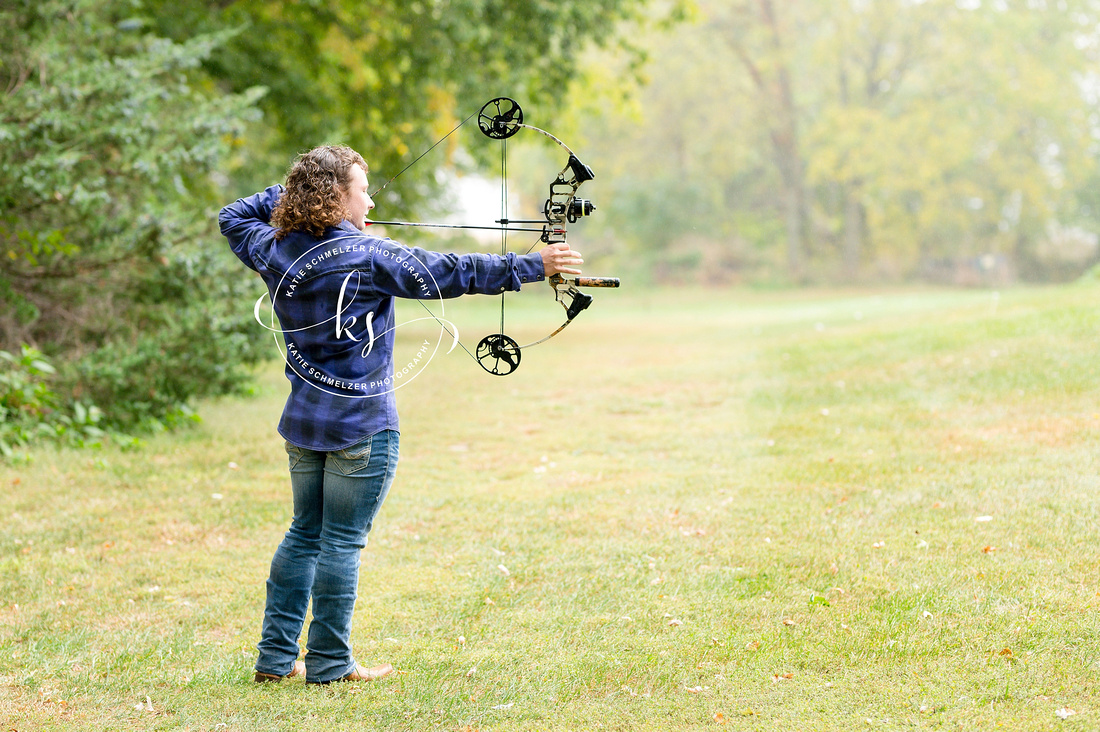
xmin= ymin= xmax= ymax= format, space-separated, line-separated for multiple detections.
xmin=3 ymin=0 xmax=1096 ymax=454
xmin=577 ymin=0 xmax=1100 ymax=285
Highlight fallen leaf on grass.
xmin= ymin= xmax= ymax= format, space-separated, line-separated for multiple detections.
xmin=771 ymin=672 xmax=794 ymax=683
xmin=982 ymin=545 xmax=997 ymax=553
xmin=745 ymin=640 xmax=760 ymax=650
xmin=782 ymin=618 xmax=797 ymax=626
xmin=134 ymin=696 xmax=154 ymax=713
xmin=1055 ymin=707 xmax=1076 ymax=720
xmin=491 ymin=702 xmax=514 ymax=710
xmin=497 ymin=564 xmax=510 ymax=576
xmin=465 ymin=666 xmax=477 ymax=678
xmin=684 ymin=685 xmax=704 ymax=693
xmin=739 ymin=708 xmax=758 ymax=717
xmin=872 ymin=541 xmax=885 ymax=548
xmin=714 ymin=712 xmax=727 ymax=724
xmin=668 ymin=618 xmax=683 ymax=627
xmin=975 ymin=515 xmax=993 ymax=522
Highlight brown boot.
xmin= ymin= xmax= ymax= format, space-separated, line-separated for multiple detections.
xmin=254 ymin=659 xmax=306 ymax=683
xmin=309 ymin=662 xmax=394 ymax=684
xmin=340 ymin=663 xmax=394 ymax=682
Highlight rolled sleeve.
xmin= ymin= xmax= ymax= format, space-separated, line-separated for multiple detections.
xmin=219 ymin=185 xmax=284 ymax=271
xmin=513 ymin=252 xmax=545 ymax=286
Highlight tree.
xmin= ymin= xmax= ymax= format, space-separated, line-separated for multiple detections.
xmin=713 ymin=0 xmax=815 ymax=281
xmin=805 ymin=0 xmax=1100 ymax=280
xmin=0 ymin=0 xmax=267 ymax=428
xmin=140 ymin=0 xmax=650 ymax=223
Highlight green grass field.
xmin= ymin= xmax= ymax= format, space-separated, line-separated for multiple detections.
xmin=2 ymin=285 xmax=1098 ymax=731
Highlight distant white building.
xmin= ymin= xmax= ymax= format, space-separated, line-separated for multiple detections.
xmin=437 ymin=169 xmax=526 ymax=247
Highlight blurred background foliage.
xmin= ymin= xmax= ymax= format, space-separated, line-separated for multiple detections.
xmin=577 ymin=0 xmax=1100 ymax=286
xmin=2 ymin=0 xmax=1100 ymax=451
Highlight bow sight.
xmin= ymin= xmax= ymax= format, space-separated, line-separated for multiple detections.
xmin=565 ymin=197 xmax=595 ymax=222
xmin=549 ymin=155 xmax=596 ymax=223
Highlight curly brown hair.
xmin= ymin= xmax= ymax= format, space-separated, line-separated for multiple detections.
xmin=271 ymin=145 xmax=368 ymax=240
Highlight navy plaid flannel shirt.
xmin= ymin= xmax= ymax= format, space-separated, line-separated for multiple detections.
xmin=219 ymin=185 xmax=546 ymax=451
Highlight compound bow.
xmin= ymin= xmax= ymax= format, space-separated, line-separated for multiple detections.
xmin=370 ymin=97 xmax=619 ymax=376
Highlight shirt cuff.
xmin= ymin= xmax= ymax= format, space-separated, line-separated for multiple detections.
xmin=513 ymin=252 xmax=546 ymax=286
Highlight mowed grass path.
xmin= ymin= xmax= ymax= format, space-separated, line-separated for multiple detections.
xmin=1 ymin=285 xmax=1098 ymax=731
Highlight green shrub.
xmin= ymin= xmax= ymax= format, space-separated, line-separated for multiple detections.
xmin=0 ymin=346 xmax=107 ymax=459
xmin=0 ymin=0 xmax=266 ymax=452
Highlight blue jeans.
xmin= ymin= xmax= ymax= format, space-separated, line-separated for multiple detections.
xmin=255 ymin=430 xmax=399 ymax=683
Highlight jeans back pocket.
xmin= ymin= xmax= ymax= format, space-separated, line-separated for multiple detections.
xmin=329 ymin=435 xmax=374 ymax=476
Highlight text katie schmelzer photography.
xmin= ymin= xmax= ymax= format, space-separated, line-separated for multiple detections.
xmin=254 ymin=235 xmax=458 ymax=398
